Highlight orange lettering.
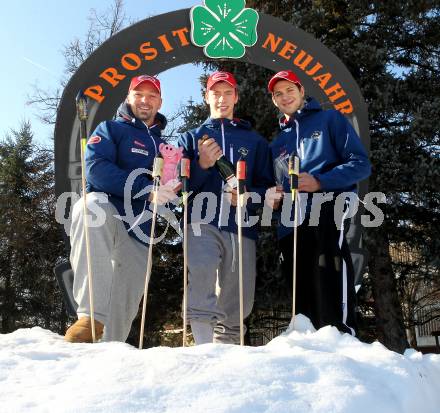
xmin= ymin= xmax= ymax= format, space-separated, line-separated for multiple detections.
xmin=278 ymin=41 xmax=297 ymax=60
xmin=121 ymin=53 xmax=142 ymax=71
xmin=157 ymin=34 xmax=173 ymax=52
xmin=139 ymin=42 xmax=158 ymax=61
xmin=306 ymin=63 xmax=323 ymax=76
xmin=313 ymin=72 xmax=332 ymax=89
xmin=325 ymin=83 xmax=347 ymax=102
xmin=262 ymin=32 xmax=283 ymax=52
xmin=99 ymin=67 xmax=126 ymax=87
xmin=334 ymin=99 xmax=353 ymax=114
xmin=293 ymin=50 xmax=314 ymax=70
xmin=172 ymin=27 xmax=190 ymax=46
xmin=84 ymin=85 xmax=105 ymax=103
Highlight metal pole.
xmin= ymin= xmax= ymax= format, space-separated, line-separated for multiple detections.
xmin=180 ymin=157 xmax=190 ymax=347
xmin=76 ymin=91 xmax=96 ymax=343
xmin=236 ymin=157 xmax=247 ymax=346
xmin=139 ymin=155 xmax=163 ymax=349
xmin=289 ymin=155 xmax=300 ymax=321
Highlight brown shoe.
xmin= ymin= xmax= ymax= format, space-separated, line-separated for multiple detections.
xmin=64 ymin=317 xmax=104 ymax=343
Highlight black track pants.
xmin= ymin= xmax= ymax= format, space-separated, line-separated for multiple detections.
xmin=279 ymin=203 xmax=357 ymax=335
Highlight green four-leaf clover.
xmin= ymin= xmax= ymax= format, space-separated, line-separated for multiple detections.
xmin=190 ymin=0 xmax=259 ymax=59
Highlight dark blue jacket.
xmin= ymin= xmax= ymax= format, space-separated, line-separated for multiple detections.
xmin=85 ymin=102 xmax=166 ymax=245
xmin=270 ymin=97 xmax=371 ymax=239
xmin=178 ymin=117 xmax=274 ymax=240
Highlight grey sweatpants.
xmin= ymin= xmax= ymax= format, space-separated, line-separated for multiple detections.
xmin=70 ymin=192 xmax=148 ymax=342
xmin=187 ymin=224 xmax=256 ymax=344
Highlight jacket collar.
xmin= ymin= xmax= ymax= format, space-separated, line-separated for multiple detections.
xmin=279 ymin=97 xmax=321 ymax=130
xmin=115 ymin=102 xmax=167 ymax=137
xmin=202 ymin=117 xmax=252 ymax=130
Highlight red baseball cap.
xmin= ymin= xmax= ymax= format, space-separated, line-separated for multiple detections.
xmin=128 ymin=75 xmax=161 ymax=94
xmin=206 ymin=71 xmax=237 ymax=91
xmin=268 ymin=70 xmax=302 ymax=93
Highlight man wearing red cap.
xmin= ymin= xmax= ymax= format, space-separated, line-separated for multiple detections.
xmin=266 ymin=70 xmax=371 ymax=335
xmin=65 ymin=75 xmax=181 ymax=343
xmin=178 ymin=71 xmax=273 ymax=344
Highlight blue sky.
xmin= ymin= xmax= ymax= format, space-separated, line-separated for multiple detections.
xmin=0 ymin=0 xmax=206 ymax=145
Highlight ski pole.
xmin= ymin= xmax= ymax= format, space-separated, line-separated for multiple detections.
xmin=236 ymin=155 xmax=247 ymax=346
xmin=288 ymin=154 xmax=300 ymax=321
xmin=76 ymin=91 xmax=97 ymax=343
xmin=139 ymin=154 xmax=164 ymax=349
xmin=180 ymin=156 xmax=190 ymax=347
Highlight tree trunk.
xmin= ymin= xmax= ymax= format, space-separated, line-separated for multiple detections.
xmin=367 ymin=227 xmax=409 ymax=353
xmin=406 ymin=326 xmax=417 ymax=348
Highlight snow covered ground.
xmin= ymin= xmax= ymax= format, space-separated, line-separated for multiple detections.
xmin=1 ymin=315 xmax=439 ymax=413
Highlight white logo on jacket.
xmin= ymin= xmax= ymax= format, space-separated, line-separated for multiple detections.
xmin=311 ymin=131 xmax=323 ymax=140
xmin=131 ymin=148 xmax=149 ymax=156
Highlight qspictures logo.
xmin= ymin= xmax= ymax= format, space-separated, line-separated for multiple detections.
xmin=55 ymin=169 xmax=386 ymax=244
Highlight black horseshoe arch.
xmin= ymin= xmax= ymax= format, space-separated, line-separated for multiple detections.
xmin=55 ymin=8 xmax=370 ymax=283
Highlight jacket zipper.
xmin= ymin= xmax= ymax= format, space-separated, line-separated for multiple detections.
xmin=294 ymin=119 xmax=304 ymax=159
xmin=143 ymin=121 xmax=158 ymax=156
xmin=218 ymin=120 xmax=226 ymax=229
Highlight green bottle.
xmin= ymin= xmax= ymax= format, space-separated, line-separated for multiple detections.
xmin=201 ymin=134 xmax=237 ymax=189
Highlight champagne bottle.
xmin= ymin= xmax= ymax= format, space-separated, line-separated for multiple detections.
xmin=201 ymin=134 xmax=238 ymax=189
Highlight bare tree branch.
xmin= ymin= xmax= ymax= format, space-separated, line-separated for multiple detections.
xmin=27 ymin=0 xmax=130 ymax=126
xmin=26 ymin=85 xmax=62 ymax=125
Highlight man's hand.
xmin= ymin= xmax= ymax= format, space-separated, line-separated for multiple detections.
xmin=198 ymin=137 xmax=223 ymax=170
xmin=265 ymin=186 xmax=284 ymax=210
xmin=149 ymin=179 xmax=182 ymax=205
xmin=298 ymin=173 xmax=321 ymax=192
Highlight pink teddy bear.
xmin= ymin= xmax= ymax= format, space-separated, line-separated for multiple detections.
xmin=159 ymin=143 xmax=184 ymax=185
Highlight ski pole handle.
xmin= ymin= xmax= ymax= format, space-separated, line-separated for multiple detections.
xmin=236 ymin=158 xmax=246 ymax=196
xmin=180 ymin=157 xmax=190 ymax=193
xmin=76 ymin=91 xmax=89 ymax=151
xmin=76 ymin=91 xmax=88 ymax=122
xmin=152 ymin=154 xmax=164 ymax=179
xmin=150 ymin=154 xmax=164 ymax=204
xmin=288 ymin=154 xmax=300 ymax=196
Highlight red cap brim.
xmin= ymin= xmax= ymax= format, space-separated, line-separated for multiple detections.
xmin=206 ymin=72 xmax=237 ymax=91
xmin=268 ymin=72 xmax=302 ymax=93
xmin=129 ymin=76 xmax=161 ymax=94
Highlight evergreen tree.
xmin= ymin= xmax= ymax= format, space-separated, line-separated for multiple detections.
xmin=0 ymin=122 xmax=66 ymax=333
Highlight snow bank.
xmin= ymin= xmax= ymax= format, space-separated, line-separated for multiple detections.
xmin=1 ymin=316 xmax=439 ymax=413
